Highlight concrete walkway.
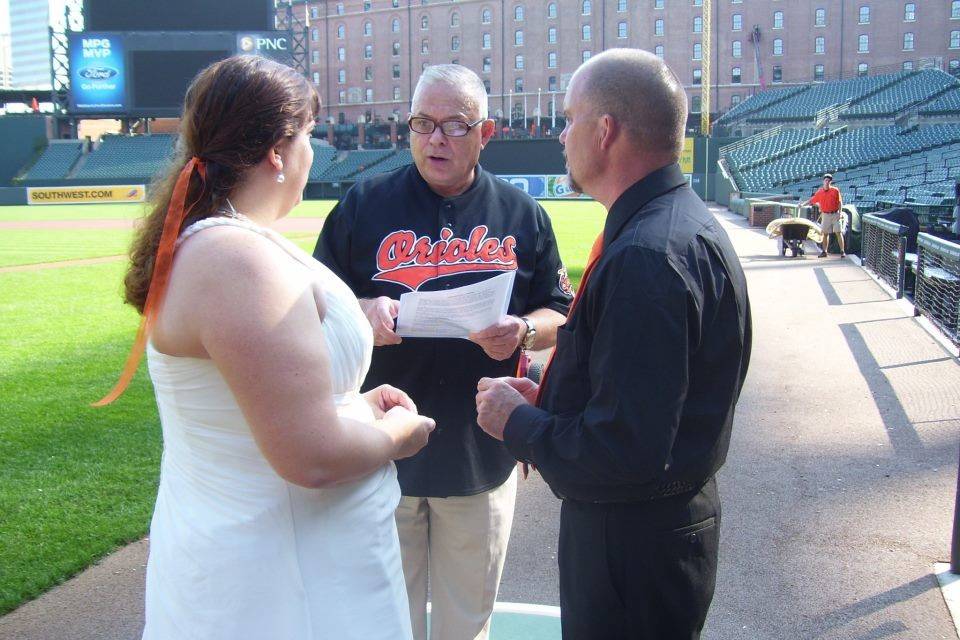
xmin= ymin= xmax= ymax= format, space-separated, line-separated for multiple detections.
xmin=2 ymin=206 xmax=958 ymax=639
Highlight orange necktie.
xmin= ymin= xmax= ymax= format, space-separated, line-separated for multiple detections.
xmin=535 ymin=232 xmax=603 ymax=406
xmin=92 ymin=157 xmax=206 ymax=406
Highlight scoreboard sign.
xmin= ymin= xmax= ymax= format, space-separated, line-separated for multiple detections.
xmin=69 ymin=33 xmax=127 ymax=113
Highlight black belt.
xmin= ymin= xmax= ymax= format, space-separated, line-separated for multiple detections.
xmin=556 ymin=479 xmax=704 ymax=505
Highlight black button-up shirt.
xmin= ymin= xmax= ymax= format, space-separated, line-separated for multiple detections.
xmin=315 ymin=163 xmax=572 ymax=497
xmin=503 ymin=163 xmax=752 ymax=503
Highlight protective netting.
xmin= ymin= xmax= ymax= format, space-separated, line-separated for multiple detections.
xmin=862 ymin=215 xmax=907 ymax=298
xmin=915 ymin=233 xmax=960 ymax=346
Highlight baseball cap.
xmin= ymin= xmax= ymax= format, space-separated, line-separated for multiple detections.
xmin=823 ymin=173 xmax=834 ymax=180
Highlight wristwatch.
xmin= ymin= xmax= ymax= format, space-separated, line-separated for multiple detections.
xmin=520 ymin=316 xmax=537 ymax=350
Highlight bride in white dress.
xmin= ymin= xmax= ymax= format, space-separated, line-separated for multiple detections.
xmin=102 ymin=56 xmax=434 ymax=639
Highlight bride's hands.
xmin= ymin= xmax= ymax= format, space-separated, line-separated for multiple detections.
xmin=378 ymin=406 xmax=435 ymax=460
xmin=364 ymin=384 xmax=417 ymax=419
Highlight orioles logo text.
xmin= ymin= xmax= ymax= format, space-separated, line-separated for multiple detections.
xmin=374 ymin=225 xmax=518 ymax=290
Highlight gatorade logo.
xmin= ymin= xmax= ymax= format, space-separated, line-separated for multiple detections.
xmin=373 ymin=225 xmax=518 ymax=290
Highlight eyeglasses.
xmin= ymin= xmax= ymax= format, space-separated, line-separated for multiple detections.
xmin=408 ymin=115 xmax=486 ymax=137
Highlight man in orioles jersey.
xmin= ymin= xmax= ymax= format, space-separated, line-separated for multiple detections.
xmin=314 ymin=64 xmax=571 ymax=640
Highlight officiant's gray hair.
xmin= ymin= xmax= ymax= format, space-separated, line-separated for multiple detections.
xmin=412 ymin=64 xmax=489 ymax=120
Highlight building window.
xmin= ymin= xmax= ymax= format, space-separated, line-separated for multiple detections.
xmin=732 ymin=67 xmax=741 ymax=83
xmin=814 ymin=64 xmax=824 ymax=81
xmin=618 ymin=22 xmax=628 ymax=38
xmin=548 ymin=3 xmax=558 ymax=18
xmin=733 ymin=14 xmax=743 ymax=31
xmin=548 ymin=27 xmax=557 ymax=43
xmin=858 ymin=34 xmax=868 ymax=52
xmin=311 ymin=50 xmax=320 ymax=64
xmin=583 ymin=25 xmax=592 ymax=40
xmin=365 ymin=88 xmax=373 ymax=103
xmin=392 ymin=18 xmax=401 ymax=33
xmin=452 ymin=59 xmax=459 ymax=65
xmin=582 ymin=0 xmax=592 ymax=15
xmin=392 ymin=64 xmax=400 ymax=78
xmin=693 ymin=42 xmax=702 ymax=59
xmin=515 ymin=54 xmax=524 ymax=69
xmin=451 ymin=35 xmax=461 ymax=51
xmin=954 ymin=1 xmax=960 ymax=19
xmin=482 ymin=7 xmax=492 ymax=23
xmin=336 ymin=3 xmax=344 ymax=15
xmin=655 ymin=0 xmax=664 ymax=7
xmin=618 ymin=0 xmax=627 ymax=12
xmin=312 ymin=71 xmax=320 ymax=84
xmin=951 ymin=59 xmax=960 ymax=72
xmin=693 ymin=68 xmax=702 ymax=85
xmin=483 ymin=79 xmax=491 ymax=93
xmin=815 ymin=36 xmax=824 ymax=54
xmin=394 ymin=86 xmax=401 ymax=101
xmin=311 ymin=28 xmax=319 ymax=42
xmin=364 ymin=21 xmax=373 ymax=37
xmin=337 ymin=24 xmax=345 ymax=39
xmin=904 ymin=3 xmax=915 ymax=21
xmin=393 ymin=0 xmax=400 ymax=6
xmin=422 ymin=62 xmax=429 ymax=71
xmin=364 ymin=44 xmax=373 ymax=59
xmin=338 ymin=92 xmax=346 ymax=104
xmin=480 ymin=56 xmax=490 ymax=72
xmin=773 ymin=65 xmax=782 ymax=82
xmin=337 ymin=47 xmax=346 ymax=61
xmin=365 ymin=66 xmax=373 ymax=81
xmin=655 ymin=18 xmax=664 ymax=36
xmin=582 ymin=50 xmax=592 ymax=62
xmin=421 ymin=15 xmax=429 ymax=29
xmin=548 ymin=51 xmax=557 ymax=67
xmin=694 ymin=0 xmax=702 ymax=5
xmin=903 ymin=33 xmax=914 ymax=51
xmin=655 ymin=44 xmax=664 ymax=58
xmin=515 ymin=5 xmax=524 ymax=21
xmin=733 ymin=40 xmax=742 ymax=57
xmin=515 ymin=30 xmax=524 ymax=46
xmin=421 ymin=39 xmax=429 ymax=54
xmin=482 ymin=33 xmax=491 ymax=49
xmin=903 ymin=60 xmax=913 ymax=70
xmin=515 ymin=77 xmax=524 ymax=92
xmin=859 ymin=6 xmax=870 ymax=24
xmin=548 ymin=75 xmax=557 ymax=91
xmin=393 ymin=41 xmax=401 ymax=56
xmin=815 ymin=8 xmax=826 ymax=26
xmin=310 ymin=6 xmax=319 ymax=19
xmin=731 ymin=94 xmax=741 ymax=107
xmin=694 ymin=16 xmax=703 ymax=33
xmin=692 ymin=95 xmax=701 ymax=113
xmin=773 ymin=38 xmax=783 ymax=56
xmin=363 ymin=1 xmax=371 ymax=11
xmin=953 ymin=31 xmax=960 ymax=48
xmin=858 ymin=62 xmax=868 ymax=76
xmin=773 ymin=11 xmax=783 ymax=29
xmin=451 ymin=12 xmax=460 ymax=27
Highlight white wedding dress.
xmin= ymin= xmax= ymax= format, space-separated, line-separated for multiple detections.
xmin=142 ymin=216 xmax=412 ymax=640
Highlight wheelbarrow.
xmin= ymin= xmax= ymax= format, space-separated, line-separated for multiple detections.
xmin=766 ymin=217 xmax=824 ymax=258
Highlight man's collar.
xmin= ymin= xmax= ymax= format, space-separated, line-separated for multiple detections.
xmin=411 ymin=163 xmax=485 ymax=202
xmin=603 ymin=163 xmax=687 ymax=247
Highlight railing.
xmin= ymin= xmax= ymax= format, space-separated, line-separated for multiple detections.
xmin=915 ymin=233 xmax=960 ymax=347
xmin=861 ymin=214 xmax=909 ymax=298
xmin=719 ymin=124 xmax=784 ymax=158
xmin=815 ymin=100 xmax=852 ymax=128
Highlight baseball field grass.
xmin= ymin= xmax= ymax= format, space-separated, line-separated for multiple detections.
xmin=0 ymin=198 xmax=604 ymax=616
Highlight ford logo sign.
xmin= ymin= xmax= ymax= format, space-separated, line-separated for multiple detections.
xmin=79 ymin=67 xmax=118 ymax=80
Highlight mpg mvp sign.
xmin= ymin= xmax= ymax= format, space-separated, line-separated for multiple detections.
xmin=69 ymin=34 xmax=126 ymax=113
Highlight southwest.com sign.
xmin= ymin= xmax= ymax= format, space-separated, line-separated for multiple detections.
xmin=27 ymin=186 xmax=145 ymax=205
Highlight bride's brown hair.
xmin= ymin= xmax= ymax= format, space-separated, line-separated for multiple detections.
xmin=124 ymin=55 xmax=319 ymax=313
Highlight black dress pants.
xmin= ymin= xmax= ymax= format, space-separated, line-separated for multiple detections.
xmin=558 ymin=478 xmax=720 ymax=640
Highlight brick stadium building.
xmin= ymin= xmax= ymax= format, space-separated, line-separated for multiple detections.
xmin=295 ymin=0 xmax=960 ymax=126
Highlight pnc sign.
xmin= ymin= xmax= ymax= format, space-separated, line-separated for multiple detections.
xmin=237 ymin=33 xmax=291 ymax=61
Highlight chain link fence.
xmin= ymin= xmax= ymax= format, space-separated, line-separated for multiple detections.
xmin=915 ymin=233 xmax=960 ymax=347
xmin=861 ymin=214 xmax=909 ymax=298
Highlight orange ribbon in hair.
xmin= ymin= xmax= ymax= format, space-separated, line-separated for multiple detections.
xmin=92 ymin=157 xmax=207 ymax=407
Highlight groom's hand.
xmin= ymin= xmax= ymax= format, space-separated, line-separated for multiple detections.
xmin=364 ymin=384 xmax=417 ymax=419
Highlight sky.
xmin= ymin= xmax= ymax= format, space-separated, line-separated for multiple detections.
xmin=0 ymin=0 xmax=9 ymax=34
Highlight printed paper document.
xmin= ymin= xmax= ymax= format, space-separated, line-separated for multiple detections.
xmin=396 ymin=271 xmax=516 ymax=338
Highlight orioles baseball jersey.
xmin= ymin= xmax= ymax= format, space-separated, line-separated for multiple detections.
xmin=314 ymin=163 xmax=573 ymax=497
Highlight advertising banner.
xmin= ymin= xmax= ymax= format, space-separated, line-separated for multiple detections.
xmin=69 ymin=33 xmax=126 ymax=112
xmin=27 ymin=185 xmax=145 ymax=205
xmin=680 ymin=137 xmax=695 ymax=174
xmin=497 ymin=175 xmax=590 ymax=199
xmin=236 ymin=32 xmax=294 ymax=65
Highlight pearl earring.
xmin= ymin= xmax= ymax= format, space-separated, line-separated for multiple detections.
xmin=276 ymin=173 xmax=285 ymax=184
